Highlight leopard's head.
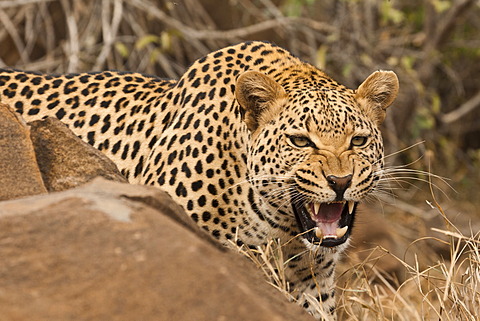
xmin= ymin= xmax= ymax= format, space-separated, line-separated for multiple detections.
xmin=235 ymin=67 xmax=399 ymax=248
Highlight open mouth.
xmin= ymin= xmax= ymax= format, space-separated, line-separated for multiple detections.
xmin=292 ymin=199 xmax=357 ymax=247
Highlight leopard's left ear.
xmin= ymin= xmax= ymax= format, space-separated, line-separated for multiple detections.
xmin=235 ymin=71 xmax=287 ymax=132
xmin=355 ymin=70 xmax=399 ymax=125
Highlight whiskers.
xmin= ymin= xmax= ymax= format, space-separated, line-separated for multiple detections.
xmin=253 ymin=176 xmax=304 ymax=216
xmin=371 ymin=143 xmax=455 ymax=204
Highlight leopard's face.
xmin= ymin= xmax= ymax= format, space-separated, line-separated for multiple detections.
xmin=236 ymin=68 xmax=398 ymax=249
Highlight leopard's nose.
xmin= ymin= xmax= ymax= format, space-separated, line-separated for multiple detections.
xmin=326 ymin=174 xmax=352 ymax=200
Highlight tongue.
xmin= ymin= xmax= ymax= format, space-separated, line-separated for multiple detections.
xmin=318 ymin=222 xmax=338 ymax=236
xmin=312 ymin=202 xmax=344 ymax=223
xmin=311 ymin=202 xmax=345 ymax=237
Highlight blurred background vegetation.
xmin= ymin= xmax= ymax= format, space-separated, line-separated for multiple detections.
xmin=1 ymin=0 xmax=478 ymax=239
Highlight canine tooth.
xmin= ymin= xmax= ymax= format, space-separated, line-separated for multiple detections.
xmin=348 ymin=201 xmax=355 ymax=214
xmin=313 ymin=203 xmax=321 ymax=215
xmin=315 ymin=227 xmax=323 ymax=239
xmin=336 ymin=226 xmax=348 ymax=238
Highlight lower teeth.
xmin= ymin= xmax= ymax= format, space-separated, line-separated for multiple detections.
xmin=336 ymin=226 xmax=348 ymax=238
xmin=314 ymin=226 xmax=348 ymax=240
xmin=315 ymin=227 xmax=323 ymax=239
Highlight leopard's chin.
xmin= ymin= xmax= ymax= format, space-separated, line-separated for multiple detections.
xmin=292 ymin=199 xmax=357 ymax=248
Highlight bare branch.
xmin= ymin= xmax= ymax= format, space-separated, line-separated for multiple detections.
xmin=94 ymin=0 xmax=124 ymax=70
xmin=39 ymin=0 xmax=56 ymax=68
xmin=60 ymin=0 xmax=80 ymax=72
xmin=427 ymin=0 xmax=476 ymax=51
xmin=0 ymin=0 xmax=54 ymax=8
xmin=0 ymin=8 xmax=30 ymax=64
xmin=441 ymin=90 xmax=480 ymax=124
xmin=420 ymin=0 xmax=476 ymax=82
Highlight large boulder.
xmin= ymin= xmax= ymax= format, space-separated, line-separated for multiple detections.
xmin=0 ymin=102 xmax=47 ymax=200
xmin=29 ymin=117 xmax=127 ymax=192
xmin=0 ymin=101 xmax=125 ymax=198
xmin=0 ymin=178 xmax=313 ymax=321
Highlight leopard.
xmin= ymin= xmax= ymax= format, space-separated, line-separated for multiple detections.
xmin=0 ymin=41 xmax=399 ymax=320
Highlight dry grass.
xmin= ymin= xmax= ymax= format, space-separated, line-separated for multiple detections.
xmin=233 ymin=197 xmax=480 ymax=320
xmin=338 ymin=230 xmax=480 ymax=320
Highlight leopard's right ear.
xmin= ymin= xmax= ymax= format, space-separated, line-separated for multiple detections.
xmin=235 ymin=71 xmax=287 ymax=132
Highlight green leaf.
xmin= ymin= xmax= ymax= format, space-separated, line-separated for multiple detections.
xmin=380 ymin=0 xmax=405 ymax=25
xmin=341 ymin=62 xmax=354 ymax=78
xmin=431 ymin=93 xmax=441 ymax=114
xmin=135 ymin=34 xmax=160 ymax=50
xmin=315 ymin=45 xmax=328 ymax=70
xmin=114 ymin=42 xmax=129 ymax=58
xmin=401 ymin=55 xmax=416 ymax=71
xmin=282 ymin=0 xmax=315 ymax=17
xmin=160 ymin=31 xmax=172 ymax=51
xmin=432 ymin=0 xmax=451 ymax=13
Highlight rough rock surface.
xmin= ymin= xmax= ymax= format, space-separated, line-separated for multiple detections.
xmin=0 ymin=102 xmax=47 ymax=200
xmin=0 ymin=178 xmax=313 ymax=321
xmin=29 ymin=117 xmax=127 ymax=192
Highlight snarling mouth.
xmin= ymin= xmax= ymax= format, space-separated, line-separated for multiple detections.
xmin=292 ymin=199 xmax=357 ymax=247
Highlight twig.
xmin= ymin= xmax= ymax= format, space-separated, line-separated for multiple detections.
xmin=431 ymin=228 xmax=480 ymax=245
xmin=420 ymin=0 xmax=476 ymax=82
xmin=441 ymin=90 xmax=480 ymax=124
xmin=61 ymin=0 xmax=80 ymax=72
xmin=93 ymin=0 xmax=124 ymax=70
xmin=427 ymin=0 xmax=475 ymax=52
xmin=38 ymin=0 xmax=56 ymax=68
xmin=23 ymin=3 xmax=35 ymax=56
xmin=0 ymin=0 xmax=54 ymax=8
xmin=0 ymin=8 xmax=30 ymax=63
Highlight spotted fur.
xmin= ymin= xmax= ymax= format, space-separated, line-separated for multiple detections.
xmin=0 ymin=41 xmax=399 ymax=320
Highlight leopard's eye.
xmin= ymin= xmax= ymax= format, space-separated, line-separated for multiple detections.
xmin=289 ymin=135 xmax=313 ymax=148
xmin=351 ymin=136 xmax=368 ymax=147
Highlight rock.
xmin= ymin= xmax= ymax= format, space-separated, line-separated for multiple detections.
xmin=0 ymin=178 xmax=313 ymax=321
xmin=0 ymin=103 xmax=126 ymax=199
xmin=0 ymin=102 xmax=47 ymax=200
xmin=29 ymin=117 xmax=127 ymax=192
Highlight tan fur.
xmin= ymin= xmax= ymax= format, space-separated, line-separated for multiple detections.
xmin=355 ymin=70 xmax=399 ymax=124
xmin=235 ymin=71 xmax=287 ymax=133
xmin=316 ymin=150 xmax=355 ymax=178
